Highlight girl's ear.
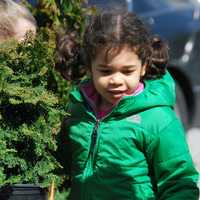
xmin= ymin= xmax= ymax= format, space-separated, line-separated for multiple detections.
xmin=140 ymin=64 xmax=147 ymax=77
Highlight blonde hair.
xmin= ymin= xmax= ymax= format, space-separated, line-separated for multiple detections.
xmin=0 ymin=0 xmax=36 ymax=41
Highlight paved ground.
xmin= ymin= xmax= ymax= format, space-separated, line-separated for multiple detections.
xmin=186 ymin=128 xmax=200 ymax=197
xmin=187 ymin=128 xmax=200 ymax=171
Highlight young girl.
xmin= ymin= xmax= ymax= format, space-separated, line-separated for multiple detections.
xmin=56 ymin=11 xmax=199 ymax=199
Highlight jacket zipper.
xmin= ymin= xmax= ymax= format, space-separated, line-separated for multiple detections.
xmin=91 ymin=119 xmax=100 ymax=160
xmin=81 ymin=98 xmax=116 ymax=199
xmin=83 ymin=119 xmax=100 ymax=177
xmin=83 ymin=108 xmax=114 ymax=176
xmin=82 ymin=119 xmax=100 ymax=199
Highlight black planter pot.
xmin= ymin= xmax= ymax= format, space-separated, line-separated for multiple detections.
xmin=0 ymin=184 xmax=48 ymax=200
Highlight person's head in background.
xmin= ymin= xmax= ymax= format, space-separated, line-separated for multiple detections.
xmin=0 ymin=0 xmax=37 ymax=42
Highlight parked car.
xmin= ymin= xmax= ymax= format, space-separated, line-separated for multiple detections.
xmin=87 ymin=0 xmax=200 ymax=129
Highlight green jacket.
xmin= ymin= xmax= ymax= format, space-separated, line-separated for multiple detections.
xmin=57 ymin=72 xmax=199 ymax=200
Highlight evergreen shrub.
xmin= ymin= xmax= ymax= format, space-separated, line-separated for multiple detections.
xmin=0 ymin=29 xmax=69 ymax=187
xmin=0 ymin=1 xmax=95 ymax=198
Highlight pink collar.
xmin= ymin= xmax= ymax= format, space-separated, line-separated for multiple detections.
xmin=81 ymin=82 xmax=144 ymax=119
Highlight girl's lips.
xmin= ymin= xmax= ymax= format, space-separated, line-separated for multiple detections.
xmin=108 ymin=90 xmax=127 ymax=98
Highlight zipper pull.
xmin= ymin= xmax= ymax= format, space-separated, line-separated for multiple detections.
xmin=91 ymin=120 xmax=100 ymax=148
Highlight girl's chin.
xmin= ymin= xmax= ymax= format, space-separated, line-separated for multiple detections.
xmin=100 ymin=95 xmax=124 ymax=108
xmin=109 ymin=97 xmax=123 ymax=105
xmin=100 ymin=98 xmax=117 ymax=108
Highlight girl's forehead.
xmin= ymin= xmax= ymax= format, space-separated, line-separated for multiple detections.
xmin=94 ymin=45 xmax=135 ymax=62
xmin=92 ymin=45 xmax=142 ymax=69
xmin=95 ymin=45 xmax=137 ymax=62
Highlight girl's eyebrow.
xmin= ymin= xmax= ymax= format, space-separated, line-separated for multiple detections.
xmin=98 ymin=64 xmax=137 ymax=69
xmin=122 ymin=65 xmax=137 ymax=69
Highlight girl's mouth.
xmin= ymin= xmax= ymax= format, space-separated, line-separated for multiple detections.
xmin=108 ymin=90 xmax=127 ymax=99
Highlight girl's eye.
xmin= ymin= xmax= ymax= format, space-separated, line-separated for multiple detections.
xmin=123 ymin=70 xmax=135 ymax=75
xmin=99 ymin=69 xmax=112 ymax=75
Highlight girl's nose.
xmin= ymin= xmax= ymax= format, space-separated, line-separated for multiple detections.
xmin=109 ymin=73 xmax=123 ymax=85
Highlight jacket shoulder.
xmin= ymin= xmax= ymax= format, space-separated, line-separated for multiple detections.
xmin=140 ymin=106 xmax=178 ymax=133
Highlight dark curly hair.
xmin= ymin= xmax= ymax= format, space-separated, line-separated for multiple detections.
xmin=55 ymin=10 xmax=169 ymax=81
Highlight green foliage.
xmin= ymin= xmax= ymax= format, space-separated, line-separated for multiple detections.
xmin=31 ymin=0 xmax=95 ymax=35
xmin=0 ymin=29 xmax=70 ymax=187
xmin=0 ymin=1 xmax=94 ymax=196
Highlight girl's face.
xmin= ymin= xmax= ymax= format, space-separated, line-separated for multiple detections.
xmin=91 ymin=46 xmax=146 ymax=107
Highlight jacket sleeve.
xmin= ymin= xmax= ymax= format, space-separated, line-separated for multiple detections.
xmin=147 ymin=119 xmax=199 ymax=200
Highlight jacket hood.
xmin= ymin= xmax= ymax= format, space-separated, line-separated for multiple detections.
xmin=69 ymin=71 xmax=176 ymax=118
